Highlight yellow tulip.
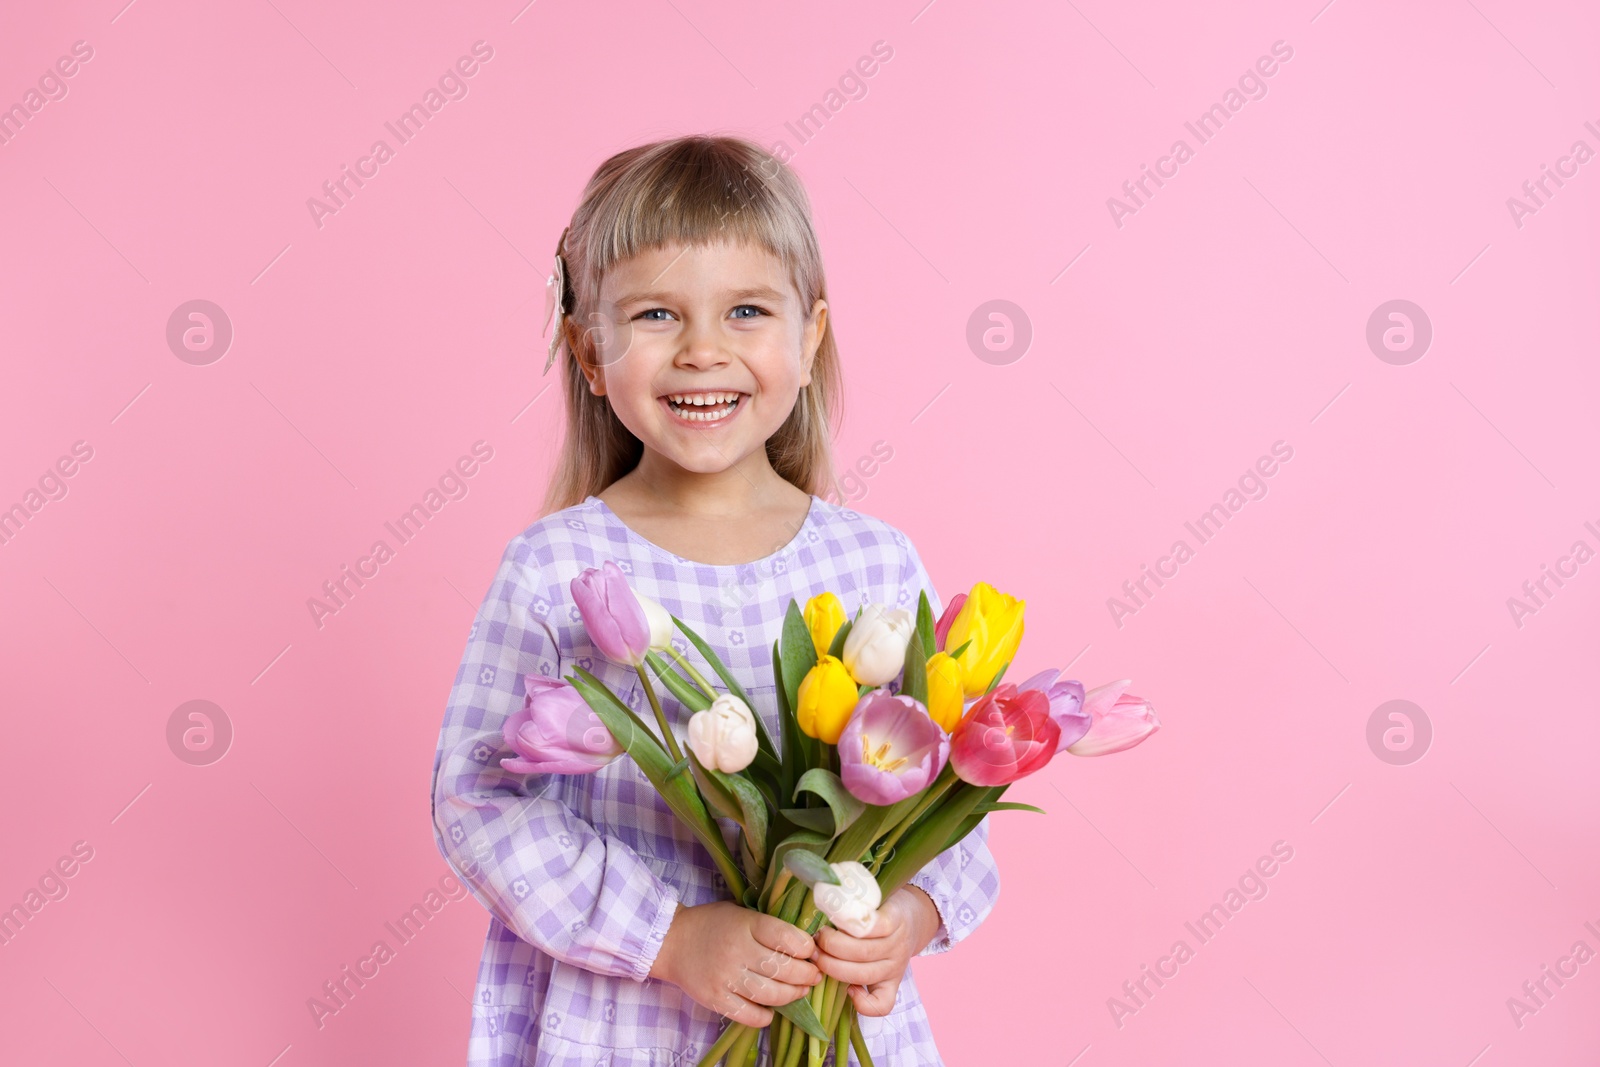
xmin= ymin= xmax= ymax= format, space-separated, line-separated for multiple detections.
xmin=925 ymin=651 xmax=965 ymax=732
xmin=803 ymin=591 xmax=847 ymax=659
xmin=796 ymin=654 xmax=859 ymax=744
xmin=945 ymin=582 xmax=1026 ymax=696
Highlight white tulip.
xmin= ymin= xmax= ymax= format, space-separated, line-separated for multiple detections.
xmin=841 ymin=604 xmax=914 ymax=686
xmin=637 ymin=593 xmax=676 ymax=652
xmin=686 ymin=694 xmax=759 ymax=773
xmin=813 ymin=860 xmax=882 ymax=938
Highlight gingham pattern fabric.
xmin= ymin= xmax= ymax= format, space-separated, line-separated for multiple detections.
xmin=430 ymin=494 xmax=1001 ymax=1066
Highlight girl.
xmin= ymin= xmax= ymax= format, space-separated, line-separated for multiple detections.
xmin=430 ymin=135 xmax=1000 ymax=1067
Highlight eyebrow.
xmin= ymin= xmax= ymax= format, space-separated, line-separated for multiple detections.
xmin=614 ymin=285 xmax=789 ymax=306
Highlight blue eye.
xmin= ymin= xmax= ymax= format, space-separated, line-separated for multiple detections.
xmin=636 ymin=308 xmax=673 ymax=321
xmin=731 ymin=305 xmax=767 ymax=319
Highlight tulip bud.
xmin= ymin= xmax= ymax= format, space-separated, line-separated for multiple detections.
xmin=686 ymin=694 xmax=759 ymax=773
xmin=934 ymin=593 xmax=966 ymax=652
xmin=924 ymin=652 xmax=965 ymax=733
xmin=1068 ymin=680 xmax=1160 ymax=756
xmin=803 ymin=591 xmax=847 ymax=659
xmin=813 ymin=860 xmax=882 ymax=938
xmin=796 ymin=655 xmax=859 ymax=744
xmin=945 ymin=582 xmax=1025 ymax=696
xmin=841 ymin=603 xmax=914 ymax=687
xmin=637 ymin=592 xmax=675 ymax=653
xmin=501 ymin=676 xmax=623 ymax=775
xmin=570 ymin=561 xmax=653 ymax=667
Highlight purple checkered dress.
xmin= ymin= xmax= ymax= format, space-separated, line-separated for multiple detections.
xmin=430 ymin=494 xmax=1001 ymax=1066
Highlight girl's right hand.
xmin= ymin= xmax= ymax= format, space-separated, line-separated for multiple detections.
xmin=649 ymin=900 xmax=824 ymax=1027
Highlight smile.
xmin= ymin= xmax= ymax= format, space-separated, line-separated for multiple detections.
xmin=658 ymin=390 xmax=745 ymax=425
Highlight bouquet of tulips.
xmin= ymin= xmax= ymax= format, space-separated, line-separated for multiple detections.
xmin=503 ymin=561 xmax=1160 ymax=1067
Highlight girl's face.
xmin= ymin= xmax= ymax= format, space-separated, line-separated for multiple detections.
xmin=579 ymin=240 xmax=827 ymax=478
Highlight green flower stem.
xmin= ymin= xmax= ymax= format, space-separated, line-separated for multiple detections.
xmin=848 ymin=1007 xmax=874 ymax=1067
xmin=833 ymin=998 xmax=853 ymax=1063
xmin=819 ymin=975 xmax=840 ymax=1039
xmin=666 ymin=645 xmax=720 ymax=700
xmin=724 ymin=1024 xmax=759 ymax=1066
xmin=634 ymin=664 xmax=684 ymax=763
xmin=772 ymin=1012 xmax=792 ymax=1067
xmin=780 ymin=1022 xmax=807 ymax=1067
xmin=868 ymin=766 xmax=958 ymax=874
xmin=698 ymin=1021 xmax=747 ymax=1066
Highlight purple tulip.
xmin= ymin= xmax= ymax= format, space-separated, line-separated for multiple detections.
xmin=501 ymin=676 xmax=622 ymax=775
xmin=837 ymin=691 xmax=950 ymax=806
xmin=571 ymin=561 xmax=651 ymax=666
xmin=1016 ymin=667 xmax=1092 ymax=753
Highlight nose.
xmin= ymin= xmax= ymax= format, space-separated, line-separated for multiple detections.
xmin=674 ymin=313 xmax=731 ymax=371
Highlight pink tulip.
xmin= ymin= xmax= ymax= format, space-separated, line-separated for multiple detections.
xmin=1067 ymin=680 xmax=1160 ymax=756
xmin=837 ymin=691 xmax=949 ymax=806
xmin=934 ymin=593 xmax=967 ymax=652
xmin=501 ymin=676 xmax=622 ymax=775
xmin=949 ymin=683 xmax=1060 ymax=787
xmin=1016 ymin=667 xmax=1092 ymax=753
xmin=570 ymin=561 xmax=652 ymax=666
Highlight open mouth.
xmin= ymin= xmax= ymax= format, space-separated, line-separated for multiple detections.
xmin=659 ymin=390 xmax=745 ymax=424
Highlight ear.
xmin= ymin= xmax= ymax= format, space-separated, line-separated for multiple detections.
xmin=571 ymin=322 xmax=608 ymax=397
xmin=799 ymin=297 xmax=827 ymax=388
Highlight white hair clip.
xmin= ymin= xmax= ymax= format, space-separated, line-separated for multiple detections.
xmin=542 ymin=226 xmax=572 ymax=376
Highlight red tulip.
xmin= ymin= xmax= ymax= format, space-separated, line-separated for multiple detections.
xmin=934 ymin=592 xmax=967 ymax=652
xmin=948 ymin=683 xmax=1060 ymax=786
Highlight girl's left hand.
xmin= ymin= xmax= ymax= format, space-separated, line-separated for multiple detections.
xmin=811 ymin=885 xmax=941 ymax=1017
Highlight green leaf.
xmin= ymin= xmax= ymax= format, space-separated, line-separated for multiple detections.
xmin=566 ymin=668 xmax=667 ymax=766
xmin=686 ymin=750 xmax=742 ymax=822
xmin=673 ymin=616 xmax=779 ymax=761
xmin=900 ymin=627 xmax=929 ymax=707
xmin=973 ymin=801 xmax=1047 ymax=815
xmin=874 ymin=782 xmax=990 ymax=897
xmin=985 ymin=660 xmax=1011 ymax=693
xmin=792 ymin=768 xmax=866 ymax=839
xmin=641 ymin=651 xmax=712 ymax=713
xmin=762 ymin=829 xmax=832 ymax=909
xmin=825 ymin=797 xmax=915 ymax=866
xmin=738 ymin=833 xmax=764 ymax=888
xmin=774 ymin=995 xmax=832 ymax=1043
xmin=948 ymin=638 xmax=972 ymax=661
xmin=664 ymin=755 xmax=691 ymax=781
xmin=915 ymin=590 xmax=937 ymax=657
xmin=826 ymin=618 xmax=853 ymax=659
xmin=711 ymin=766 xmax=769 ymax=864
xmin=783 ymin=848 xmax=839 ymax=886
xmin=777 ymin=806 xmax=835 ymax=835
xmin=778 ymin=601 xmax=818 ymax=728
xmin=568 ymin=668 xmax=744 ymax=896
xmin=774 ymin=638 xmax=804 ymax=800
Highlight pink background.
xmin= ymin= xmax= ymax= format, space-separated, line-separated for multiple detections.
xmin=3 ymin=0 xmax=1597 ymax=1063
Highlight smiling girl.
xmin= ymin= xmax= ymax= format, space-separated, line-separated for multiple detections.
xmin=430 ymin=135 xmax=999 ymax=1067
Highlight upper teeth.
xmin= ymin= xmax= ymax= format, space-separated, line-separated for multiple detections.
xmin=667 ymin=392 xmax=739 ymax=406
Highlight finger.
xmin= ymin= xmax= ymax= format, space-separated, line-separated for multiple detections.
xmin=752 ymin=914 xmax=816 ymax=960
xmin=713 ymin=987 xmax=773 ymax=1029
xmin=814 ymin=953 xmax=895 ymax=987
xmin=727 ymin=968 xmax=817 ymax=1009
xmin=755 ymin=950 xmax=822 ymax=988
xmin=815 ymin=923 xmax=898 ymax=963
xmin=849 ymin=978 xmax=900 ymax=1018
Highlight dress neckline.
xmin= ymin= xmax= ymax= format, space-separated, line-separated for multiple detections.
xmin=584 ymin=493 xmax=822 ymax=571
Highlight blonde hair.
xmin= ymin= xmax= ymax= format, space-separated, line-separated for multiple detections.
xmin=539 ymin=135 xmax=842 ymax=518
